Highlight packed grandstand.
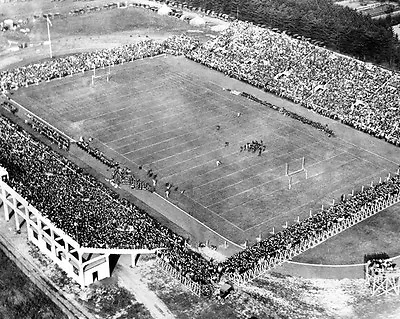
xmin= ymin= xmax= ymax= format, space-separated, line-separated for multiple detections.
xmin=2 ymin=22 xmax=400 ymax=146
xmin=1 ymin=21 xmax=400 ymax=296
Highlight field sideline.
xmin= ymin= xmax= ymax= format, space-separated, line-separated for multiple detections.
xmin=11 ymin=55 xmax=400 ymax=261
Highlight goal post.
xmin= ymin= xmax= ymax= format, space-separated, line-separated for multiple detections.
xmin=91 ymin=65 xmax=111 ymax=85
xmin=286 ymin=157 xmax=308 ymax=189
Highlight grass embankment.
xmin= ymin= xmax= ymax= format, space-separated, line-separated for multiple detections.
xmin=0 ymin=248 xmax=68 ymax=319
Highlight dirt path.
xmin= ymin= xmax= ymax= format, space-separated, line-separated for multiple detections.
xmin=115 ymin=255 xmax=175 ymax=319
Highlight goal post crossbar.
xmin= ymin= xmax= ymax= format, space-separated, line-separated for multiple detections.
xmin=286 ymin=157 xmax=306 ymax=176
xmin=91 ymin=66 xmax=111 ymax=85
xmin=286 ymin=157 xmax=307 ymax=189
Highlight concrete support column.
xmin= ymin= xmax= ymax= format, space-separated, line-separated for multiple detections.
xmin=130 ymin=253 xmax=140 ymax=267
xmin=0 ymin=186 xmax=4 ymax=209
xmin=105 ymin=254 xmax=111 ymax=277
xmin=4 ymin=199 xmax=10 ymax=221
xmin=65 ymin=255 xmax=74 ymax=279
xmin=37 ymin=219 xmax=45 ymax=250
xmin=14 ymin=209 xmax=20 ymax=231
xmin=78 ymin=253 xmax=85 ymax=288
xmin=50 ymin=228 xmax=56 ymax=255
xmin=12 ymin=195 xmax=17 ymax=211
xmin=26 ymin=215 xmax=33 ymax=242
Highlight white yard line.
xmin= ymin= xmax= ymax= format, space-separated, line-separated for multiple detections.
xmin=193 ymin=140 xmax=321 ymax=194
xmin=153 ymin=129 xmax=268 ymax=173
xmin=178 ymin=193 xmax=246 ymax=233
xmin=154 ymin=193 xmax=243 ymax=249
xmin=157 ymin=123 xmax=291 ymax=179
xmin=244 ymin=167 xmax=390 ymax=231
xmin=8 ymin=97 xmax=76 ymax=142
xmin=336 ymin=136 xmax=400 ymax=166
xmin=206 ymin=151 xmax=350 ymax=209
xmin=107 ymin=104 xmax=227 ymax=151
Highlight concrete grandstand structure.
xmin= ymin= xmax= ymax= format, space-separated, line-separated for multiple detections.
xmin=0 ymin=167 xmax=161 ymax=287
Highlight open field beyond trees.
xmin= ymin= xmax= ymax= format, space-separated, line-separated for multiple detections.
xmin=0 ymin=1 xmax=217 ymax=71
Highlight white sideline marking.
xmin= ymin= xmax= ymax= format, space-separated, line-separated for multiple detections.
xmin=94 ymin=134 xmax=246 ymax=239
xmin=7 ymin=97 xmax=76 ymax=143
xmin=93 ymin=137 xmax=139 ymax=166
xmin=218 ymin=161 xmax=355 ymax=218
xmin=154 ymin=193 xmax=243 ymax=249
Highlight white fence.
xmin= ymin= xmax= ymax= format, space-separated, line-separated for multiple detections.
xmin=155 ymin=257 xmax=209 ymax=297
xmin=226 ymin=184 xmax=400 ymax=285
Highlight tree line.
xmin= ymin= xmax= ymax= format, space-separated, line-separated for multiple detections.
xmin=171 ymin=0 xmax=400 ymax=69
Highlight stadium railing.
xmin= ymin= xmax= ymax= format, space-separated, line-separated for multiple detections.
xmin=226 ymin=187 xmax=400 ymax=285
xmin=155 ymin=256 xmax=208 ymax=297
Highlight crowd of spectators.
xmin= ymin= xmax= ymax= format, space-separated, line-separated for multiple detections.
xmin=181 ymin=21 xmax=400 ymax=146
xmin=0 ymin=115 xmax=217 ymax=296
xmin=0 ymin=100 xmax=18 ymax=114
xmin=2 ymin=21 xmax=397 ymax=146
xmin=77 ymin=140 xmax=118 ymax=168
xmin=0 ymin=39 xmax=164 ymax=94
xmin=1 ymin=21 xmax=400 ymax=295
xmin=240 ymin=92 xmax=335 ymax=137
xmin=2 ymin=113 xmax=400 ymax=293
xmin=163 ymin=34 xmax=201 ymax=56
xmin=220 ymin=172 xmax=400 ymax=277
xmin=110 ymin=166 xmax=153 ymax=191
xmin=25 ymin=114 xmax=70 ymax=150
xmin=367 ymin=258 xmax=397 ymax=275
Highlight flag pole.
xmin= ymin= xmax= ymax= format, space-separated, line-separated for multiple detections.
xmin=46 ymin=17 xmax=53 ymax=59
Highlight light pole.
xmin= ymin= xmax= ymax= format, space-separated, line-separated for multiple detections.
xmin=46 ymin=16 xmax=53 ymax=59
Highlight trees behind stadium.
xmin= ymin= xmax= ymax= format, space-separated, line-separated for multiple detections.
xmin=176 ymin=0 xmax=400 ymax=68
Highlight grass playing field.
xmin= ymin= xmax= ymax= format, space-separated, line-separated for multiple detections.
xmin=11 ymin=54 xmax=400 ymax=262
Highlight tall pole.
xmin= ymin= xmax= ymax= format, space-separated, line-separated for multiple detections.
xmin=46 ymin=17 xmax=53 ymax=59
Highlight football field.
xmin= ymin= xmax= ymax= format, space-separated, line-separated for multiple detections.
xmin=12 ymin=55 xmax=399 ymax=247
